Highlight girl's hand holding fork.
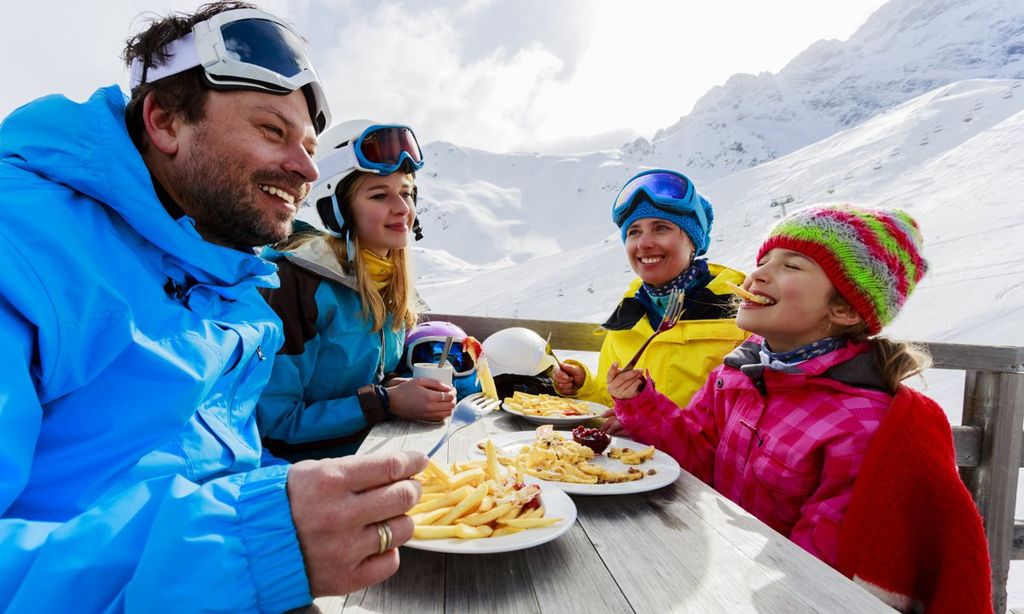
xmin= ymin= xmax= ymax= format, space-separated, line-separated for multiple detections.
xmin=607 ymin=362 xmax=646 ymax=400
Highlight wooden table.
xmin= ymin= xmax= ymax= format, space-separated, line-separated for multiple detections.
xmin=309 ymin=411 xmax=893 ymax=613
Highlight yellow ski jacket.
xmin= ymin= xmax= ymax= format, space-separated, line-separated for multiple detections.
xmin=572 ymin=263 xmax=749 ymax=409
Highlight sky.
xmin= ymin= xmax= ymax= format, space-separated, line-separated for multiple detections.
xmin=1 ymin=0 xmax=887 ymax=153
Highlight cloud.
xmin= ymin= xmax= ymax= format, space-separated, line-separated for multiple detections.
xmin=300 ymin=0 xmax=593 ymax=152
xmin=1 ymin=1 xmax=886 ymax=155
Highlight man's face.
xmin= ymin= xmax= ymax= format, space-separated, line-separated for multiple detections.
xmin=173 ymin=88 xmax=318 ymax=247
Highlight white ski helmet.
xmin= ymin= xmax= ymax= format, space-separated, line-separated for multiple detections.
xmin=305 ymin=119 xmax=425 ymax=239
xmin=482 ymin=327 xmax=557 ymax=376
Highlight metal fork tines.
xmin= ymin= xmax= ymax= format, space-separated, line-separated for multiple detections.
xmin=623 ymin=289 xmax=685 ymax=371
xmin=426 ymin=393 xmax=502 ymax=458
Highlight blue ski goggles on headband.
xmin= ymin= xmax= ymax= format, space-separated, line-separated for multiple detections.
xmin=406 ymin=340 xmax=476 ymax=377
xmin=611 ymin=170 xmax=709 ymax=234
xmin=128 ymin=8 xmax=330 ymax=132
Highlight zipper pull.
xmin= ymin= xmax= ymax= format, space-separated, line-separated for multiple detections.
xmin=738 ymin=419 xmax=765 ymax=447
xmin=255 ymin=346 xmax=265 ymax=361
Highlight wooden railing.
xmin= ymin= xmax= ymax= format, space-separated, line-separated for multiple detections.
xmin=428 ymin=313 xmax=1024 ymax=614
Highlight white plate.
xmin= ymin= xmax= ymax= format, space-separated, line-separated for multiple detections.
xmin=500 ymin=399 xmax=607 ymax=426
xmin=403 ymin=486 xmax=577 ymax=554
xmin=471 ymin=431 xmax=681 ymax=496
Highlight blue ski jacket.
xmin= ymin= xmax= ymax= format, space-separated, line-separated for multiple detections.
xmin=257 ymin=237 xmax=405 ymax=461
xmin=0 ymin=86 xmax=312 ymax=612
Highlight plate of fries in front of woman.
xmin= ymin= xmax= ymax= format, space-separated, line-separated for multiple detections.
xmin=500 ymin=391 xmax=606 ymax=426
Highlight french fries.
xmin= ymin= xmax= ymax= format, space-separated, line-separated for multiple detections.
xmin=503 ymin=391 xmax=594 ymax=417
xmin=410 ymin=441 xmax=562 ymax=540
xmin=723 ymin=281 xmax=773 ymax=305
xmin=483 ymin=425 xmax=654 ymax=485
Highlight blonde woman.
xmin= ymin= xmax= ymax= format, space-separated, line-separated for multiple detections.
xmin=257 ymin=120 xmax=455 ymax=461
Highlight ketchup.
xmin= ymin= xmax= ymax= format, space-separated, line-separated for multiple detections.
xmin=572 ymin=425 xmax=611 ymax=454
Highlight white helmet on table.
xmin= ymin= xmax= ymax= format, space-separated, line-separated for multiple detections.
xmin=482 ymin=327 xmax=557 ymax=376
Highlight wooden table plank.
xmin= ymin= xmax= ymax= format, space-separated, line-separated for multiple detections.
xmin=307 ymin=411 xmax=892 ymax=613
xmin=523 ymin=522 xmax=633 ymax=613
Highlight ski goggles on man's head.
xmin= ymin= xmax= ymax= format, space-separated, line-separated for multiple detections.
xmin=128 ymin=8 xmax=330 ymax=132
xmin=611 ymin=170 xmax=709 ymax=234
xmin=406 ymin=339 xmax=476 ymax=377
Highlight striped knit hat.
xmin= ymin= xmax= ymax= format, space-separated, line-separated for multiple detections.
xmin=756 ymin=204 xmax=927 ymax=335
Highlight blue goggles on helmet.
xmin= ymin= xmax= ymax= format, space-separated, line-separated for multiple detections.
xmin=611 ymin=170 xmax=709 ymax=235
xmin=318 ymin=124 xmax=423 ymax=177
xmin=128 ymin=8 xmax=330 ymax=132
xmin=407 ymin=340 xmax=476 ymax=377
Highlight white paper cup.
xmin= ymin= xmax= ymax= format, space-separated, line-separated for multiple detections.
xmin=412 ymin=362 xmax=455 ymax=386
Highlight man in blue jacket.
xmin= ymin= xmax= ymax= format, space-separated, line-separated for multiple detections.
xmin=0 ymin=2 xmax=427 ymax=611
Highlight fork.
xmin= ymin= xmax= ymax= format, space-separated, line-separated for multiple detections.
xmin=426 ymin=392 xmax=503 ymax=457
xmin=622 ymin=289 xmax=685 ymax=371
xmin=545 ymin=332 xmax=566 ymax=370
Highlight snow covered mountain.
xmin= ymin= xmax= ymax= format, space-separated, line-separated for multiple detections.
xmin=639 ymin=0 xmax=1024 ymax=179
xmin=420 ymin=78 xmax=1024 ymax=353
xmin=379 ymin=0 xmax=1024 ymax=279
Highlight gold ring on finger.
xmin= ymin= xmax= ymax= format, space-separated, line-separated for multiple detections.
xmin=376 ymin=520 xmax=393 ymax=554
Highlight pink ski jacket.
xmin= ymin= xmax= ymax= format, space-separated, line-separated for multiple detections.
xmin=614 ymin=336 xmax=892 ymax=565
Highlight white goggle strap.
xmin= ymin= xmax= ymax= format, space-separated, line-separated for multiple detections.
xmin=316 ymin=146 xmax=359 ymax=183
xmin=129 ymin=32 xmax=201 ymax=90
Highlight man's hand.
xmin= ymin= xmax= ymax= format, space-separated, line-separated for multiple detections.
xmin=552 ymin=363 xmax=585 ymax=396
xmin=287 ymin=451 xmax=428 ymax=597
xmin=386 ymin=378 xmax=456 ymax=422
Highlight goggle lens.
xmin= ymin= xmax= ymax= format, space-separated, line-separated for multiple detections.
xmin=220 ymin=19 xmax=310 ymax=81
xmin=358 ymin=127 xmax=424 ymax=171
xmin=613 ymin=171 xmax=693 ymax=222
xmin=410 ymin=341 xmax=474 ymax=375
xmin=612 ymin=170 xmax=709 ymax=238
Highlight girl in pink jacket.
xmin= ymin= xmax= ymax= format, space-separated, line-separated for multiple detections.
xmin=610 ymin=205 xmax=933 ymax=564
xmin=612 ymin=204 xmax=992 ymax=612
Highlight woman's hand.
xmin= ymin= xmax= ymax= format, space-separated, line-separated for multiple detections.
xmin=386 ymin=378 xmax=456 ymax=422
xmin=607 ymin=362 xmax=645 ymax=401
xmin=552 ymin=362 xmax=585 ymax=396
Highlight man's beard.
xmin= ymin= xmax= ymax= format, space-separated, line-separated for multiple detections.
xmin=177 ymin=132 xmax=297 ymax=248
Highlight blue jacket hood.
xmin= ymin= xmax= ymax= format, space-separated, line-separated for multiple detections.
xmin=0 ymin=85 xmax=277 ymax=293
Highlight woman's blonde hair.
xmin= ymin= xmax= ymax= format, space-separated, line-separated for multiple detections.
xmin=277 ymin=172 xmax=418 ymax=333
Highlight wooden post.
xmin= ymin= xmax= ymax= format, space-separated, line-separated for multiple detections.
xmin=961 ymin=371 xmax=1024 ymax=614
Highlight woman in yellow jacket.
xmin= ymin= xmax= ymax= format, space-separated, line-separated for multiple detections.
xmin=553 ymin=169 xmax=748 ymax=428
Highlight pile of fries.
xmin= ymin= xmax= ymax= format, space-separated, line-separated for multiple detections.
xmin=503 ymin=391 xmax=594 ymax=417
xmin=484 ymin=425 xmax=657 ymax=485
xmin=410 ymin=441 xmax=562 ymax=540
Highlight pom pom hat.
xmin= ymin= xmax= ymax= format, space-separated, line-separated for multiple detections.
xmin=756 ymin=204 xmax=927 ymax=335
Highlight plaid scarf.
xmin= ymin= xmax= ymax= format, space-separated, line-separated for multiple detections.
xmin=643 ymin=258 xmax=709 ymax=298
xmin=760 ymin=336 xmax=846 ymax=370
